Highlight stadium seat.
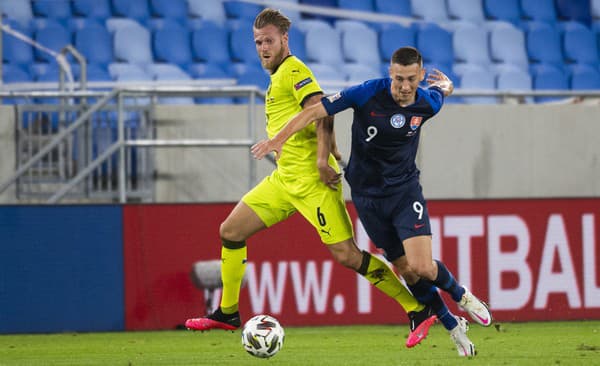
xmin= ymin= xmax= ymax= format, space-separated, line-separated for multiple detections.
xmin=152 ymin=23 xmax=193 ymax=66
xmin=337 ymin=21 xmax=380 ymax=65
xmin=446 ymin=0 xmax=486 ymax=23
xmin=188 ymin=0 xmax=227 ymax=24
xmin=188 ymin=63 xmax=235 ymax=104
xmin=295 ymin=19 xmax=332 ymax=33
xmin=33 ymin=22 xmax=71 ymax=63
xmin=30 ymin=61 xmax=62 ymax=81
xmin=342 ymin=63 xmax=381 ymax=82
xmin=374 ymin=0 xmax=412 ymax=17
xmin=416 ymin=23 xmax=454 ymax=65
xmin=531 ymin=64 xmax=569 ymax=102
xmin=305 ymin=24 xmax=344 ymax=65
xmin=113 ymin=23 xmax=153 ymax=64
xmin=226 ymin=61 xmax=263 ymax=78
xmin=147 ymin=64 xmax=195 ymax=104
xmin=112 ymin=0 xmax=151 ymax=21
xmin=288 ymin=26 xmax=307 ymax=62
xmin=483 ymin=0 xmax=521 ymax=26
xmin=31 ymin=0 xmax=71 ymax=20
xmin=2 ymin=63 xmax=32 ymax=83
xmin=191 ymin=21 xmax=230 ymax=66
xmin=299 ymin=0 xmax=337 ymax=23
xmin=223 ymin=1 xmax=263 ymax=19
xmin=67 ymin=17 xmax=103 ymax=32
xmin=149 ymin=0 xmax=187 ymax=19
xmin=496 ymin=66 xmax=532 ymax=90
xmin=72 ymin=0 xmax=111 ymax=19
xmin=82 ymin=64 xmax=112 ymax=81
xmin=74 ymin=24 xmax=113 ymax=66
xmin=235 ymin=68 xmax=269 ymax=104
xmin=410 ymin=0 xmax=450 ymax=22
xmin=569 ymin=64 xmax=600 ymax=89
xmin=2 ymin=20 xmax=34 ymax=65
xmin=593 ymin=0 xmax=600 ymax=18
xmin=109 ymin=62 xmax=152 ymax=81
xmin=453 ymin=22 xmax=490 ymax=65
xmin=520 ymin=0 xmax=557 ymax=23
xmin=106 ymin=17 xmax=143 ymax=33
xmin=458 ymin=64 xmax=497 ymax=104
xmin=562 ymin=21 xmax=599 ymax=65
xmin=0 ymin=0 xmax=33 ymax=27
xmin=307 ymin=62 xmax=346 ymax=82
xmin=556 ymin=0 xmax=592 ymax=25
xmin=526 ymin=22 xmax=563 ymax=65
xmin=229 ymin=22 xmax=261 ymax=65
xmin=338 ymin=0 xmax=374 ymax=12
xmin=489 ymin=23 xmax=528 ymax=67
xmin=379 ymin=24 xmax=416 ymax=62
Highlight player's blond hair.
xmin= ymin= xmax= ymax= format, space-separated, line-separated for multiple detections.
xmin=253 ymin=8 xmax=291 ymax=34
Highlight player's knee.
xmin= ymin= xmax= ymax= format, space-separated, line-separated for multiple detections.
xmin=219 ymin=221 xmax=243 ymax=242
xmin=330 ymin=247 xmax=362 ymax=270
xmin=407 ymin=259 xmax=436 ymax=280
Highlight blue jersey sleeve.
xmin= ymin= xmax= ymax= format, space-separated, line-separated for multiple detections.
xmin=421 ymin=86 xmax=445 ymax=114
xmin=321 ymin=79 xmax=380 ymax=115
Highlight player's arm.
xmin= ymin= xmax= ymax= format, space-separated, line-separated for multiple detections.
xmin=251 ymin=100 xmax=329 ymax=160
xmin=426 ymin=69 xmax=454 ymax=96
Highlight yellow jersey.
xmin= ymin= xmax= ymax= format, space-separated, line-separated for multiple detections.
xmin=265 ymin=55 xmax=334 ymax=183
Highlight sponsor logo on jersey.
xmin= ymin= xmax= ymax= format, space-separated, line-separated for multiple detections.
xmin=410 ymin=116 xmax=423 ymax=130
xmin=294 ymin=77 xmax=313 ymax=90
xmin=327 ymin=92 xmax=341 ymax=103
xmin=390 ymin=113 xmax=406 ymax=128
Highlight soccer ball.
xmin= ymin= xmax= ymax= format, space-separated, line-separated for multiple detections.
xmin=241 ymin=314 xmax=285 ymax=358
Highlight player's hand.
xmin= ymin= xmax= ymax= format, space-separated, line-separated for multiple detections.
xmin=426 ymin=68 xmax=454 ymax=96
xmin=251 ymin=139 xmax=282 ymax=160
xmin=318 ymin=162 xmax=342 ymax=191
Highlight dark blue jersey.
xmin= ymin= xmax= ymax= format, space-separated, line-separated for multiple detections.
xmin=321 ymin=78 xmax=444 ymax=197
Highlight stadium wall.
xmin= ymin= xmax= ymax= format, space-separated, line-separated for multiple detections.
xmin=1 ymin=200 xmax=599 ymax=333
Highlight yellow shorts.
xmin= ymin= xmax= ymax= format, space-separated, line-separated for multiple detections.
xmin=242 ymin=170 xmax=354 ymax=244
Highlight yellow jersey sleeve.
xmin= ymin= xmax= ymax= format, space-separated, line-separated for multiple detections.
xmin=265 ymin=56 xmax=329 ymax=182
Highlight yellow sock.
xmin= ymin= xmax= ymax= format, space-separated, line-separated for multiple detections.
xmin=219 ymin=241 xmax=247 ymax=314
xmin=360 ymin=252 xmax=424 ymax=313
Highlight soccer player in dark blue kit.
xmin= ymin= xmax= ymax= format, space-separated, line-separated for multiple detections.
xmin=252 ymin=47 xmax=493 ymax=357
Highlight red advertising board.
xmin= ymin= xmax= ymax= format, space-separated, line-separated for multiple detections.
xmin=123 ymin=199 xmax=600 ymax=330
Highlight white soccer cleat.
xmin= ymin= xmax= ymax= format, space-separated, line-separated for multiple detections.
xmin=449 ymin=316 xmax=475 ymax=357
xmin=458 ymin=287 xmax=493 ymax=327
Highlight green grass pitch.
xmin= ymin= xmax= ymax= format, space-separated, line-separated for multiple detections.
xmin=1 ymin=321 xmax=599 ymax=366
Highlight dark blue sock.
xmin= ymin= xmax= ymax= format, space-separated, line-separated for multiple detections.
xmin=407 ymin=279 xmax=458 ymax=331
xmin=432 ymin=260 xmax=465 ymax=303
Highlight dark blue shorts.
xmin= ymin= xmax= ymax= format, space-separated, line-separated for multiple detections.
xmin=351 ymin=181 xmax=431 ymax=262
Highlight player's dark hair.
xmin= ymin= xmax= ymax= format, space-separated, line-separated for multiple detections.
xmin=254 ymin=8 xmax=291 ymax=34
xmin=391 ymin=47 xmax=423 ymax=67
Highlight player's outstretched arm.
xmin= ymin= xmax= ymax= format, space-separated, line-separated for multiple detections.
xmin=251 ymin=101 xmax=329 ymax=160
xmin=426 ymin=68 xmax=454 ymax=96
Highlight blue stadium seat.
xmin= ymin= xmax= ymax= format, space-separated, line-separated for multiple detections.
xmin=81 ymin=64 xmax=112 ymax=81
xmin=556 ymin=0 xmax=592 ymax=25
xmin=2 ymin=20 xmax=33 ymax=65
xmin=189 ymin=63 xmax=235 ymax=103
xmin=374 ymin=0 xmax=412 ymax=17
xmin=149 ymin=0 xmax=187 ymax=19
xmin=307 ymin=62 xmax=346 ymax=82
xmin=336 ymin=21 xmax=380 ymax=65
xmin=109 ymin=62 xmax=152 ymax=81
xmin=458 ymin=64 xmax=497 ymax=103
xmin=593 ymin=0 xmax=600 ymax=18
xmin=416 ymin=23 xmax=454 ymax=65
xmin=496 ymin=65 xmax=532 ymax=90
xmin=74 ymin=23 xmax=113 ymax=66
xmin=106 ymin=17 xmax=143 ymax=33
xmin=526 ymin=22 xmax=562 ymax=65
xmin=295 ymin=18 xmax=332 ymax=33
xmin=113 ymin=23 xmax=153 ymax=64
xmin=446 ymin=0 xmax=485 ymax=23
xmin=152 ymin=23 xmax=192 ymax=66
xmin=411 ymin=0 xmax=450 ymax=22
xmin=489 ymin=23 xmax=528 ymax=67
xmin=235 ymin=68 xmax=269 ymax=104
xmin=453 ymin=22 xmax=490 ymax=65
xmin=0 ymin=0 xmax=33 ymax=26
xmin=531 ymin=63 xmax=569 ymax=102
xmin=275 ymin=0 xmax=302 ymax=23
xmin=147 ymin=64 xmax=195 ymax=104
xmin=192 ymin=21 xmax=230 ymax=66
xmin=223 ymin=1 xmax=263 ymax=19
xmin=562 ymin=21 xmax=599 ymax=65
xmin=288 ymin=26 xmax=307 ymax=62
xmin=520 ymin=0 xmax=557 ymax=23
xmin=72 ymin=0 xmax=111 ymax=19
xmin=305 ymin=23 xmax=343 ymax=65
xmin=2 ymin=63 xmax=32 ymax=82
xmin=299 ymin=0 xmax=337 ymax=23
xmin=67 ymin=17 xmax=103 ymax=32
xmin=33 ymin=22 xmax=71 ymax=62
xmin=379 ymin=24 xmax=416 ymax=62
xmin=30 ymin=61 xmax=62 ymax=81
xmin=229 ymin=21 xmax=261 ymax=65
xmin=338 ymin=0 xmax=374 ymax=12
xmin=112 ymin=0 xmax=151 ymax=21
xmin=32 ymin=0 xmax=71 ymax=20
xmin=342 ymin=63 xmax=381 ymax=82
xmin=569 ymin=64 xmax=600 ymax=89
xmin=483 ymin=0 xmax=521 ymax=26
xmin=188 ymin=0 xmax=227 ymax=24
xmin=226 ymin=61 xmax=263 ymax=78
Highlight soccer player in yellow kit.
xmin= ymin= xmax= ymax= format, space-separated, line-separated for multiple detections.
xmin=185 ymin=8 xmax=435 ymax=348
